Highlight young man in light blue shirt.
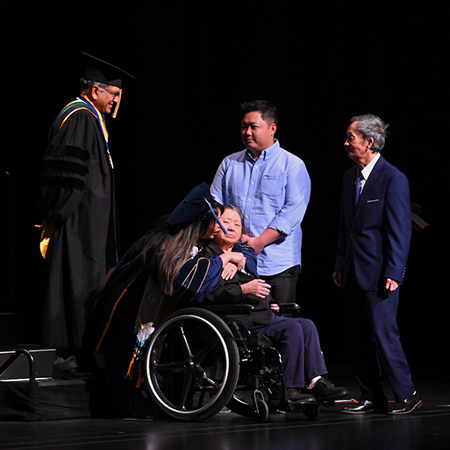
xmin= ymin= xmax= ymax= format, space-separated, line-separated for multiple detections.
xmin=210 ymin=100 xmax=311 ymax=304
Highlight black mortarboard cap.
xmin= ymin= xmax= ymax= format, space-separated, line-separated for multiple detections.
xmin=81 ymin=52 xmax=136 ymax=118
xmin=81 ymin=52 xmax=136 ymax=87
xmin=167 ymin=182 xmax=226 ymax=233
xmin=82 ymin=67 xmax=122 ymax=88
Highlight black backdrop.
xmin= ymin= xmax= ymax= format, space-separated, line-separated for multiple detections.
xmin=1 ymin=1 xmax=447 ymax=372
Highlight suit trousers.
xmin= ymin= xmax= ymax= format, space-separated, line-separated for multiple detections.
xmin=343 ymin=266 xmax=415 ymax=402
xmin=251 ymin=314 xmax=327 ymax=388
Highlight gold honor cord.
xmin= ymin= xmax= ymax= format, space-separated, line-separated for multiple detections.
xmin=111 ymin=89 xmax=122 ymax=119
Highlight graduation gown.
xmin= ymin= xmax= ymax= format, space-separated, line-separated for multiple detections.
xmin=39 ymin=97 xmax=119 ymax=348
xmin=82 ymin=236 xmax=224 ymax=378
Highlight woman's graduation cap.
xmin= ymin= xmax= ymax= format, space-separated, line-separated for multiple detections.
xmin=167 ymin=183 xmax=227 ymax=233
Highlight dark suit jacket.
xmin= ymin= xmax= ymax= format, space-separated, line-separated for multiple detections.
xmin=335 ymin=155 xmax=411 ymax=291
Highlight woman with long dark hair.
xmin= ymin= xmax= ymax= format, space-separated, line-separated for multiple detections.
xmin=83 ymin=183 xmax=245 ymax=417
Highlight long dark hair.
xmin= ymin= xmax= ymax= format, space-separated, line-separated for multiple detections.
xmin=140 ymin=213 xmax=214 ymax=296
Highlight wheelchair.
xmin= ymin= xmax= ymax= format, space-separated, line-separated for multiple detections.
xmin=143 ymin=304 xmax=320 ymax=423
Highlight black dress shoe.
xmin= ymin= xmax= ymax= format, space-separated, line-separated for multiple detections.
xmin=53 ymin=367 xmax=95 ymax=380
xmin=287 ymin=388 xmax=317 ymax=404
xmin=307 ymin=377 xmax=349 ymax=402
xmin=341 ymin=399 xmax=374 ymax=414
xmin=387 ymin=391 xmax=422 ymax=415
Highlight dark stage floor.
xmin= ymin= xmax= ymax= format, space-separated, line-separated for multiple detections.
xmin=1 ymin=364 xmax=449 ymax=450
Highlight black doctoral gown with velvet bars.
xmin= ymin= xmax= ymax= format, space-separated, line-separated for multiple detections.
xmin=39 ymin=98 xmax=119 ymax=348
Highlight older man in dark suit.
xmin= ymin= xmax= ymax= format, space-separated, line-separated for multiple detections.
xmin=333 ymin=114 xmax=420 ymax=415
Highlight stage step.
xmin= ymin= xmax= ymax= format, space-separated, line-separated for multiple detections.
xmin=0 ymin=378 xmax=91 ymax=421
xmin=0 ymin=347 xmax=55 ymax=381
xmin=0 ymin=347 xmax=91 ymax=421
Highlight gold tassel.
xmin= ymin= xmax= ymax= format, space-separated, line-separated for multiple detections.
xmin=111 ymin=89 xmax=122 ymax=119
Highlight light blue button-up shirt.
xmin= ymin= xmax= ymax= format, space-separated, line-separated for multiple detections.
xmin=210 ymin=140 xmax=311 ymax=276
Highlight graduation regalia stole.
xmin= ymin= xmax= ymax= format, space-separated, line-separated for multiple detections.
xmin=126 ymin=276 xmax=177 ymax=388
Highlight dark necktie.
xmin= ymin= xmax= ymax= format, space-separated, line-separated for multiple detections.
xmin=355 ymin=172 xmax=362 ymax=204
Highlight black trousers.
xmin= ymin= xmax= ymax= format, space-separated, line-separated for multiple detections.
xmin=263 ymin=265 xmax=301 ymax=304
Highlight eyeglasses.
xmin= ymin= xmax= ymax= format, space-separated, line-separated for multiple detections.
xmin=103 ymin=87 xmax=121 ymax=98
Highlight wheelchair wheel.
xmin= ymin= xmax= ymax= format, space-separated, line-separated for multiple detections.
xmin=144 ymin=308 xmax=239 ymax=421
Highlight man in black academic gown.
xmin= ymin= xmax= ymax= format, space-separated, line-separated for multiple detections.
xmin=38 ymin=67 xmax=124 ymax=375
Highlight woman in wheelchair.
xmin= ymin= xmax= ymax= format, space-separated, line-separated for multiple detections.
xmin=194 ymin=205 xmax=348 ymax=404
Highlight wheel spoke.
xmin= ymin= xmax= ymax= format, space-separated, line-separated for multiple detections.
xmin=154 ymin=361 xmax=186 ymax=371
xmin=192 ymin=336 xmax=221 ymax=365
xmin=178 ymin=372 xmax=194 ymax=409
xmin=177 ymin=322 xmax=194 ymax=361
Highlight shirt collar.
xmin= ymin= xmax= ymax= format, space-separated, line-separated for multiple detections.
xmin=246 ymin=139 xmax=280 ymax=162
xmin=359 ymin=152 xmax=381 ymax=180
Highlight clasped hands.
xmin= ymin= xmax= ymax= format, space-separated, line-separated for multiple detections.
xmin=221 ymin=254 xmax=274 ymax=311
xmin=221 ymin=252 xmax=247 ymax=280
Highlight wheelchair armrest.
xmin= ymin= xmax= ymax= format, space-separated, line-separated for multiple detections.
xmin=201 ymin=304 xmax=255 ymax=316
xmin=279 ymin=302 xmax=300 ymax=314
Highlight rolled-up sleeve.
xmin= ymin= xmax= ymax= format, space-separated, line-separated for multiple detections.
xmin=268 ymin=159 xmax=311 ymax=236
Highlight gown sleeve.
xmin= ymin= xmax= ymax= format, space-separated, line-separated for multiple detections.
xmin=172 ymin=255 xmax=224 ymax=304
xmin=39 ymin=111 xmax=98 ymax=222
